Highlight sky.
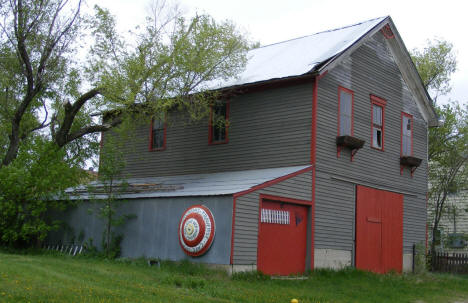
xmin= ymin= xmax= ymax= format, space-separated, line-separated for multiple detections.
xmin=85 ymin=0 xmax=467 ymax=105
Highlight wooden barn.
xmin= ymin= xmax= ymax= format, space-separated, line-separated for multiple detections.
xmin=51 ymin=16 xmax=438 ymax=275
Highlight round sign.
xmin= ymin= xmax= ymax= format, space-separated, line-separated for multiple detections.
xmin=179 ymin=205 xmax=215 ymax=257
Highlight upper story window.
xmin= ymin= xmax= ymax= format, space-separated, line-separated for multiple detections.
xmin=209 ymin=101 xmax=229 ymax=144
xmin=401 ymin=112 xmax=413 ymax=156
xmin=338 ymin=86 xmax=354 ymax=136
xmin=370 ymin=95 xmax=386 ymax=150
xmin=149 ymin=115 xmax=166 ymax=151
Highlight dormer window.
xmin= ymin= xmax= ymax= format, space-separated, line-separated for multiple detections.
xmin=209 ymin=101 xmax=229 ymax=144
xmin=370 ymin=95 xmax=386 ymax=150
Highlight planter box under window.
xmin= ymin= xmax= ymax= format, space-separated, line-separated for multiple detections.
xmin=400 ymin=156 xmax=422 ymax=167
xmin=336 ymin=135 xmax=365 ymax=161
xmin=336 ymin=135 xmax=365 ymax=150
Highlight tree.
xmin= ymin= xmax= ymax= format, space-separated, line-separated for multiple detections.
xmin=0 ymin=0 xmax=249 ymax=167
xmin=412 ymin=39 xmax=468 ymax=262
xmin=427 ymin=103 xmax=468 ymax=257
xmin=0 ymin=137 xmax=88 ymax=247
xmin=412 ymin=39 xmax=457 ymax=102
xmin=0 ymin=0 xmax=249 ymax=247
xmin=87 ymin=130 xmax=134 ymax=259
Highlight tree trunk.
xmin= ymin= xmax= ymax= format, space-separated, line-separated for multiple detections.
xmin=1 ymin=120 xmax=21 ymax=167
xmin=430 ymin=221 xmax=438 ymax=270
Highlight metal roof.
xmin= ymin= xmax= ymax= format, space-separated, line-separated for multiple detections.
xmin=207 ymin=17 xmax=386 ymax=90
xmin=67 ymin=165 xmax=311 ymax=200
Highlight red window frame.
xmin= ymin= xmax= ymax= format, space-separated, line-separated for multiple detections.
xmin=149 ymin=116 xmax=167 ymax=151
xmin=208 ymin=101 xmax=230 ymax=145
xmin=337 ymin=86 xmax=354 ymax=137
xmin=401 ymin=112 xmax=413 ymax=157
xmin=370 ymin=95 xmax=386 ymax=151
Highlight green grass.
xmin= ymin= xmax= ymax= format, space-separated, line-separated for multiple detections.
xmin=1 ymin=252 xmax=468 ymax=303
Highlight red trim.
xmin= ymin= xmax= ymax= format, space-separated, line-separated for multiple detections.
xmin=309 ymin=75 xmax=322 ymax=270
xmin=209 ymin=101 xmax=230 ymax=145
xmin=370 ymin=95 xmax=386 ymax=151
xmin=400 ymin=112 xmax=413 ymax=156
xmin=208 ymin=106 xmax=213 ymax=144
xmin=337 ymin=86 xmax=355 ymax=137
xmin=370 ymin=94 xmax=387 ymax=106
xmin=259 ymin=194 xmax=312 ymax=206
xmin=259 ymin=193 xmax=315 ymax=272
xmin=257 ymin=195 xmax=312 ymax=274
xmin=229 ymin=165 xmax=314 ymax=265
xmin=149 ymin=117 xmax=167 ymax=151
xmin=400 ymin=112 xmax=414 ymax=176
xmin=337 ymin=86 xmax=354 ymax=158
xmin=311 ymin=166 xmax=315 ymax=270
xmin=233 ymin=166 xmax=314 ymax=198
xmin=381 ymin=24 xmax=395 ymax=39
xmin=309 ymin=76 xmax=321 ymax=270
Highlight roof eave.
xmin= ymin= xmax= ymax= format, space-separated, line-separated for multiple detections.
xmin=383 ymin=18 xmax=439 ymax=127
xmin=315 ymin=16 xmax=438 ymax=127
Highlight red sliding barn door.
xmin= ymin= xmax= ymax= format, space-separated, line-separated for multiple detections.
xmin=257 ymin=200 xmax=308 ymax=275
xmin=356 ymin=186 xmax=403 ymax=274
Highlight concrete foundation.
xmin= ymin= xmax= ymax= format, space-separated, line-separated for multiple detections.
xmin=402 ymin=253 xmax=413 ymax=273
xmin=314 ymin=249 xmax=352 ymax=269
xmin=209 ymin=264 xmax=257 ymax=275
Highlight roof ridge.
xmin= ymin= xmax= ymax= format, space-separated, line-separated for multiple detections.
xmin=252 ymin=16 xmax=387 ymax=50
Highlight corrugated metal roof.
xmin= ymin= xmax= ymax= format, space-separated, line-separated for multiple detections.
xmin=67 ymin=165 xmax=311 ymax=200
xmin=208 ymin=17 xmax=386 ymax=90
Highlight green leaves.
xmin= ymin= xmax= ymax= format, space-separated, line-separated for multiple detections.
xmin=411 ymin=39 xmax=457 ymax=100
xmin=412 ymin=38 xmax=467 ymax=257
xmin=87 ymin=5 xmax=249 ymax=117
xmin=0 ymin=136 xmax=87 ymax=246
xmin=0 ymin=0 xmax=249 ymax=249
xmin=428 ymin=103 xmax=468 ymax=200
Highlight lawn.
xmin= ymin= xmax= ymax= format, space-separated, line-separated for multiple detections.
xmin=0 ymin=252 xmax=468 ymax=303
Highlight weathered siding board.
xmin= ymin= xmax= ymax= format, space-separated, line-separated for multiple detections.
xmin=314 ymin=32 xmax=427 ymax=253
xmin=315 ymin=172 xmax=355 ymax=251
xmin=118 ymin=83 xmax=312 ymax=178
xmin=403 ymin=195 xmax=427 ymax=253
xmin=232 ymin=171 xmax=312 ymax=265
xmin=316 ymin=32 xmax=427 ymax=195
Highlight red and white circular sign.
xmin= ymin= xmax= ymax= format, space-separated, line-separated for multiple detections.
xmin=179 ymin=205 xmax=215 ymax=257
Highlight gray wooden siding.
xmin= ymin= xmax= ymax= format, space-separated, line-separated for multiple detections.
xmin=117 ymin=83 xmax=312 ymax=178
xmin=232 ymin=171 xmax=312 ymax=265
xmin=315 ymin=172 xmax=355 ymax=251
xmin=315 ymin=172 xmax=426 ymax=254
xmin=314 ymin=32 xmax=428 ymax=252
xmin=403 ymin=195 xmax=427 ymax=253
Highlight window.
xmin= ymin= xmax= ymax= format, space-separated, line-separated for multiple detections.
xmin=401 ymin=112 xmax=413 ymax=156
xmin=370 ymin=95 xmax=386 ymax=150
xmin=209 ymin=101 xmax=229 ymax=144
xmin=149 ymin=115 xmax=166 ymax=151
xmin=338 ymin=87 xmax=354 ymax=136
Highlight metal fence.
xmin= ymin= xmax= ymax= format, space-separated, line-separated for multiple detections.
xmin=43 ymin=243 xmax=85 ymax=256
xmin=432 ymin=252 xmax=468 ymax=274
